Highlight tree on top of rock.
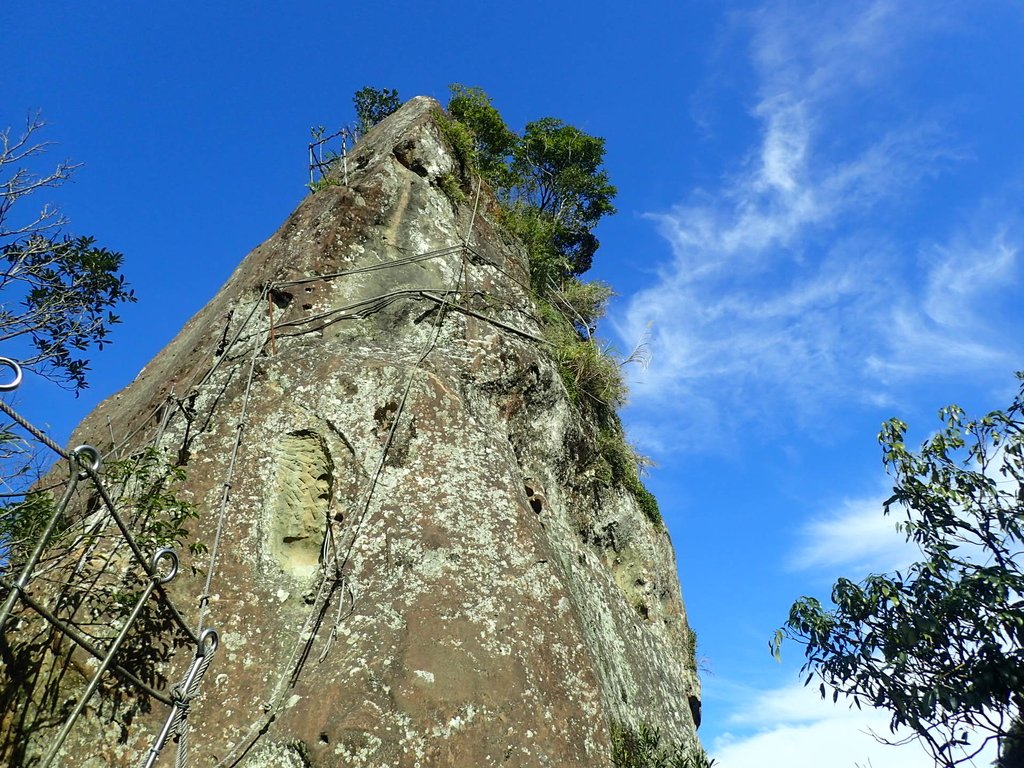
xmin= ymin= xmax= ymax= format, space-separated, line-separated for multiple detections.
xmin=440 ymin=87 xmax=617 ymax=282
xmin=353 ymin=86 xmax=401 ymax=135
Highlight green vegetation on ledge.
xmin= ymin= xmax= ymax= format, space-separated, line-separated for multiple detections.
xmin=611 ymin=721 xmax=716 ymax=768
xmin=436 ymin=84 xmax=660 ymax=526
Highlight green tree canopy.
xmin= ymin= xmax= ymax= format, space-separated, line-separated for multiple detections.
xmin=512 ymin=118 xmax=616 ymax=278
xmin=513 ymin=118 xmax=617 ymax=230
xmin=1 ymin=114 xmax=135 ymax=393
xmin=773 ymin=373 xmax=1024 ymax=767
xmin=0 ymin=114 xmax=137 ymax=565
xmin=440 ymin=87 xmax=617 ymax=282
xmin=445 ymin=84 xmax=518 ymax=190
xmin=1 ymin=235 xmax=132 ymax=392
xmin=353 ymin=86 xmax=401 ymax=135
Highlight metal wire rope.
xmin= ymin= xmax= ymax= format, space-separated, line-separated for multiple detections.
xmin=209 ymin=286 xmax=452 ymax=766
xmin=0 ymin=573 xmax=174 ymax=706
xmin=419 ymin=291 xmax=548 ymax=345
xmin=0 ymin=178 xmax=495 ymax=765
xmin=0 ymin=396 xmax=70 ymax=461
xmin=101 ymin=394 xmax=178 ymax=461
xmin=39 ymin=548 xmax=180 ymax=768
xmin=0 ymin=360 xmax=213 ymax=767
xmin=209 ymin=177 xmax=484 ymax=768
xmin=267 ymin=287 xmax=447 ymax=332
xmin=78 ymin=463 xmax=201 ymax=645
xmin=0 ymin=152 xmax=552 ymax=766
xmin=192 ymin=289 xmax=268 ymax=393
xmin=272 ymin=244 xmax=466 ymax=288
xmin=6 ymin=172 xmax=498 ymax=767
xmin=139 ymin=627 xmax=219 ymax=768
xmin=169 ymin=649 xmax=215 ymax=768
xmin=195 ymin=314 xmax=262 ymax=633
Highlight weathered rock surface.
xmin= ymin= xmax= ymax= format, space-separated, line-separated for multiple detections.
xmin=5 ymin=97 xmax=701 ymax=766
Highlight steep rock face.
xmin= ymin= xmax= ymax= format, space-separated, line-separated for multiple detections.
xmin=12 ymin=97 xmax=700 ymax=766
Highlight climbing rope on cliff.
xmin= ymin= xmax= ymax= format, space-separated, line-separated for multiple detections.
xmin=335 ymin=176 xmax=479 ymax=566
xmin=273 ymin=244 xmax=466 ymax=289
xmin=5 ymin=182 xmax=530 ymax=766
xmin=136 ymin=627 xmax=219 ymax=768
xmin=0 ymin=359 xmax=198 ymax=644
xmin=0 ymin=358 xmax=222 ymax=767
xmin=99 ymin=396 xmax=171 ymax=461
xmin=0 ymin=139 xmax=538 ymax=764
xmin=196 ymin=310 xmax=262 ymax=633
xmin=207 ymin=177 xmax=483 ymax=768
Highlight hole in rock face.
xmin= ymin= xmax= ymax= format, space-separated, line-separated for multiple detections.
xmin=269 ymin=288 xmax=293 ymax=309
xmin=373 ymin=401 xmax=399 ymax=433
xmin=523 ymin=479 xmax=545 ymax=514
xmin=393 ymin=141 xmax=429 ymax=177
xmin=215 ymin=309 xmax=235 ymax=357
xmin=688 ymin=695 xmax=702 ymax=729
xmin=319 ymin=733 xmax=329 ymax=744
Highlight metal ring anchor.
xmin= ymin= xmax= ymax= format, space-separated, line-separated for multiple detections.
xmin=152 ymin=548 xmax=179 ymax=584
xmin=198 ymin=627 xmax=219 ymax=656
xmin=71 ymin=444 xmax=102 ymax=478
xmin=0 ymin=357 xmax=23 ymax=392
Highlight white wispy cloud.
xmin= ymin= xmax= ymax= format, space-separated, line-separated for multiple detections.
xmin=788 ymin=493 xmax=917 ymax=574
xmin=709 ymin=680 xmax=998 ymax=768
xmin=787 ymin=419 xmax=1022 ymax=576
xmin=614 ymin=0 xmax=1023 ymax=450
xmin=715 ymin=714 xmax=933 ymax=768
xmin=923 ymin=231 xmax=1019 ymax=328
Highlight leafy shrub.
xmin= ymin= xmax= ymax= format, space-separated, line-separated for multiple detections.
xmin=685 ymin=628 xmax=698 ymax=671
xmin=436 ymin=172 xmax=465 ymax=206
xmin=446 ymin=84 xmax=518 ymax=190
xmin=597 ymin=426 xmax=661 ymax=525
xmin=307 ymin=176 xmax=341 ymax=194
xmin=550 ymin=279 xmax=614 ymax=339
xmin=442 ymin=85 xmax=615 ymax=283
xmin=498 ymin=204 xmax=567 ymax=293
xmin=1 ymin=491 xmax=62 ymax=572
xmin=433 ymin=108 xmax=478 ymax=174
xmin=433 ymin=85 xmax=662 ymax=528
xmin=556 ymin=338 xmax=628 ymax=413
xmin=774 ymin=375 xmax=1024 ymax=765
xmin=105 ymin=447 xmax=202 ymax=557
xmin=611 ymin=721 xmax=715 ymax=768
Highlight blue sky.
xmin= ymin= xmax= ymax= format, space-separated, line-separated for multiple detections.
xmin=3 ymin=2 xmax=1023 ymax=765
